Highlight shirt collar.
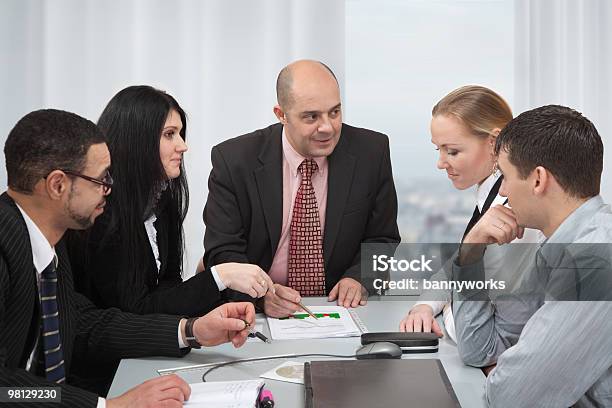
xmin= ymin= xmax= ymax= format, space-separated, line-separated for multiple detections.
xmin=545 ymin=195 xmax=606 ymax=245
xmin=476 ymin=171 xmax=502 ymax=212
xmin=15 ymin=203 xmax=56 ymax=275
xmin=282 ymin=128 xmax=327 ymax=178
xmin=536 ymin=195 xmax=607 ymax=269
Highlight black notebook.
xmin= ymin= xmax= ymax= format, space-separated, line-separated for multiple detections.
xmin=304 ymin=359 xmax=461 ymax=408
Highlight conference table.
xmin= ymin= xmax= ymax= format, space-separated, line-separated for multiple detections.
xmin=108 ymin=297 xmax=487 ymax=407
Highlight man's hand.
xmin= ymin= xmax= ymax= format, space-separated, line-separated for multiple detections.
xmin=192 ymin=302 xmax=255 ymax=348
xmin=464 ymin=205 xmax=523 ymax=245
xmin=215 ymin=263 xmax=275 ymax=298
xmin=328 ymin=277 xmax=368 ymax=308
xmin=107 ymin=374 xmax=190 ymax=408
xmin=263 ymin=284 xmax=302 ymax=318
xmin=399 ymin=304 xmax=443 ymax=337
xmin=459 ymin=205 xmax=523 ymax=265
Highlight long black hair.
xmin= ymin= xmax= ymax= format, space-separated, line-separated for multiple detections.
xmin=98 ymin=85 xmax=189 ymax=289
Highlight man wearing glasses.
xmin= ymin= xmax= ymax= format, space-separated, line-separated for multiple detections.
xmin=61 ymin=169 xmax=113 ymax=194
xmin=50 ymin=168 xmax=113 ymax=230
xmin=0 ymin=109 xmax=255 ymax=407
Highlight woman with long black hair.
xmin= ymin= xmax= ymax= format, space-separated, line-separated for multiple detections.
xmin=68 ymin=85 xmax=272 ymax=317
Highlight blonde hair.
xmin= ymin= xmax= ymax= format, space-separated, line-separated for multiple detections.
xmin=432 ymin=85 xmax=513 ymax=138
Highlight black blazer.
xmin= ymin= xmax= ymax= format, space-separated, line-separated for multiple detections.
xmin=203 ymin=123 xmax=400 ymax=294
xmin=68 ymin=195 xmax=223 ymax=317
xmin=0 ymin=193 xmax=187 ymax=407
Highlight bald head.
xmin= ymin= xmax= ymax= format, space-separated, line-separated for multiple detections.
xmin=272 ymin=60 xmax=342 ymax=158
xmin=276 ymin=60 xmax=339 ymax=110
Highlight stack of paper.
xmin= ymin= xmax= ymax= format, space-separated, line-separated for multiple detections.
xmin=184 ymin=379 xmax=264 ymax=408
xmin=267 ymin=306 xmax=364 ymax=340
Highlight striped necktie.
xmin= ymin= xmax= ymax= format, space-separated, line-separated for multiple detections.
xmin=40 ymin=257 xmax=66 ymax=383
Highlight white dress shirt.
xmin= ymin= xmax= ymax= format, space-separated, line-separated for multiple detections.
xmin=144 ymin=215 xmax=225 ymax=290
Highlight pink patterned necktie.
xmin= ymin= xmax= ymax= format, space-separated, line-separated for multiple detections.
xmin=287 ymin=159 xmax=326 ymax=296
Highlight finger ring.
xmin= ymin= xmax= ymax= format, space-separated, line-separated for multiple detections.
xmin=260 ymin=280 xmax=266 ymax=286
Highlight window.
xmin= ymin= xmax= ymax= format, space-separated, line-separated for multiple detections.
xmin=346 ymin=0 xmax=514 ymax=242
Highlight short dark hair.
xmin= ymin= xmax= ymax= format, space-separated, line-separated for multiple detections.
xmin=4 ymin=109 xmax=105 ymax=193
xmin=276 ymin=60 xmax=338 ymax=109
xmin=495 ymin=105 xmax=603 ymax=198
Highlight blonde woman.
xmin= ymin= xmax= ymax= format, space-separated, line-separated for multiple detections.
xmin=399 ymin=85 xmax=542 ymax=341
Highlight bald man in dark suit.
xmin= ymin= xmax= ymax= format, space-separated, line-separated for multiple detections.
xmin=204 ymin=60 xmax=400 ymax=317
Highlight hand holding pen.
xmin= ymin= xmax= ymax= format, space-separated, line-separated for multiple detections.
xmin=297 ymin=302 xmax=319 ymax=320
xmin=191 ymin=302 xmax=255 ymax=348
xmin=242 ymin=318 xmax=272 ymax=344
xmin=261 ymin=283 xmax=322 ymax=319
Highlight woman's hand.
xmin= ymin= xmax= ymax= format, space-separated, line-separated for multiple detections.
xmin=215 ymin=262 xmax=275 ymax=298
xmin=399 ymin=304 xmax=444 ymax=337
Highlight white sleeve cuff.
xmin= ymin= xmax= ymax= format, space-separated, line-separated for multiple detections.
xmin=178 ymin=322 xmax=188 ymax=349
xmin=211 ymin=265 xmax=226 ymax=291
xmin=413 ymin=300 xmax=447 ymax=316
xmin=97 ymin=397 xmax=106 ymax=408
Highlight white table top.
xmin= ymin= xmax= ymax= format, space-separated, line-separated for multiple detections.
xmin=108 ymin=297 xmax=487 ymax=407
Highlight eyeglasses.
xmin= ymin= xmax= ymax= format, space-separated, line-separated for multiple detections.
xmin=62 ymin=169 xmax=113 ymax=194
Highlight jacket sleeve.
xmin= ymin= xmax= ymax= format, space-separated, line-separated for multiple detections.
xmin=71 ymin=289 xmax=189 ymax=360
xmin=203 ymin=145 xmax=251 ymax=267
xmin=486 ymin=302 xmax=612 ymax=407
xmin=67 ymin=222 xmax=223 ymax=317
xmin=55 ymin=244 xmax=190 ymax=360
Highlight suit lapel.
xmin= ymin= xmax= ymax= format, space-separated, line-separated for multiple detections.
xmin=323 ymin=129 xmax=356 ymax=267
xmin=1 ymin=193 xmax=39 ymax=303
xmin=253 ymin=124 xmax=284 ymax=258
xmin=0 ymin=193 xmax=46 ymax=366
xmin=55 ymin=244 xmax=73 ymax=370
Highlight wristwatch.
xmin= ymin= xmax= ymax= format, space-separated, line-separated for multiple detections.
xmin=184 ymin=317 xmax=201 ymax=349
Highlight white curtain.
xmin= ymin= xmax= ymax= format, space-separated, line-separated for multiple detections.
xmin=514 ymin=0 xmax=612 ymax=201
xmin=0 ymin=0 xmax=345 ymax=275
xmin=2 ymin=0 xmax=611 ymax=272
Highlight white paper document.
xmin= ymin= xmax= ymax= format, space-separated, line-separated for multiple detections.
xmin=184 ymin=379 xmax=264 ymax=408
xmin=267 ymin=306 xmax=365 ymax=340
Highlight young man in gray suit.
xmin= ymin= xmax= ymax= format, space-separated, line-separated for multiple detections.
xmin=454 ymin=105 xmax=612 ymax=407
xmin=0 ymin=109 xmax=255 ymax=408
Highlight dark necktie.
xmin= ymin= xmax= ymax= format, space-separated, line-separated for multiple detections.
xmin=462 ymin=175 xmax=505 ymax=240
xmin=287 ymin=159 xmax=326 ymax=296
xmin=40 ymin=258 xmax=66 ymax=383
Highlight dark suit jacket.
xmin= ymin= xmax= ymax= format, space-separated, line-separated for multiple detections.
xmin=0 ymin=193 xmax=188 ymax=407
xmin=67 ymin=194 xmax=224 ymax=317
xmin=203 ymin=123 xmax=400 ymax=295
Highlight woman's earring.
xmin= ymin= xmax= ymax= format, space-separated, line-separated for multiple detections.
xmin=492 ymin=161 xmax=501 ymax=177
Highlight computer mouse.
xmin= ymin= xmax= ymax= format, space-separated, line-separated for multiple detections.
xmin=355 ymin=341 xmax=402 ymax=359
